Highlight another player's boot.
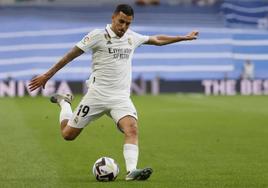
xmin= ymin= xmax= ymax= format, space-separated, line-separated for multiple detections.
xmin=50 ymin=93 xmax=74 ymax=105
xmin=125 ymin=167 xmax=153 ymax=181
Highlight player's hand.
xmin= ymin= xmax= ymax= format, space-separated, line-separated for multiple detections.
xmin=28 ymin=74 xmax=49 ymax=92
xmin=185 ymin=31 xmax=199 ymax=40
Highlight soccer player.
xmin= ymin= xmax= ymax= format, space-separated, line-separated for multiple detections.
xmin=28 ymin=4 xmax=198 ymax=181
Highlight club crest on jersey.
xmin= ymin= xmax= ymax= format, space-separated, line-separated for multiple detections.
xmin=104 ymin=34 xmax=112 ymax=45
xmin=128 ymin=38 xmax=132 ymax=45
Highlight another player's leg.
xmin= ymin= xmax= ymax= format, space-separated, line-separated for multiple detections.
xmin=118 ymin=116 xmax=153 ymax=181
xmin=50 ymin=93 xmax=83 ymax=140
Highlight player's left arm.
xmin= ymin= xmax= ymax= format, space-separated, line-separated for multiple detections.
xmin=145 ymin=31 xmax=199 ymax=46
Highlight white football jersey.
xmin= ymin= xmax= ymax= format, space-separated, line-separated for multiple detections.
xmin=76 ymin=24 xmax=149 ymax=99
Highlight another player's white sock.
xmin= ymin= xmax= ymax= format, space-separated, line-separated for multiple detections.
xmin=123 ymin=144 xmax=139 ymax=172
xmin=59 ymin=100 xmax=73 ymax=123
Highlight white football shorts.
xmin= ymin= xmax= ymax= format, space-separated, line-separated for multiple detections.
xmin=67 ymin=95 xmax=138 ymax=130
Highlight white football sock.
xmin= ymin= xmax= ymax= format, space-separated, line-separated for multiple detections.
xmin=123 ymin=144 xmax=139 ymax=172
xmin=59 ymin=100 xmax=73 ymax=123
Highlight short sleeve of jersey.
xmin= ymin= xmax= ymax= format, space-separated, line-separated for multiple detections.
xmin=76 ymin=29 xmax=101 ymax=52
xmin=131 ymin=31 xmax=149 ymax=48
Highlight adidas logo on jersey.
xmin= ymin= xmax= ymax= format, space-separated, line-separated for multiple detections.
xmin=104 ymin=34 xmax=112 ymax=45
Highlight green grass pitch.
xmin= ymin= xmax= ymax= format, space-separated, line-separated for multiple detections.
xmin=0 ymin=94 xmax=268 ymax=188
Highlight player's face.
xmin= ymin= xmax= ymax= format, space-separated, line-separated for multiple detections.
xmin=111 ymin=11 xmax=133 ymax=37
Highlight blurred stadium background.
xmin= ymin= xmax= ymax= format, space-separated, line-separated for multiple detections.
xmin=1 ymin=1 xmax=268 ymax=188
xmin=1 ymin=0 xmax=268 ymax=96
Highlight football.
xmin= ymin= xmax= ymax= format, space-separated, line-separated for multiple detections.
xmin=92 ymin=157 xmax=120 ymax=181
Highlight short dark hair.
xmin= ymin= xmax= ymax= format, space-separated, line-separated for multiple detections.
xmin=114 ymin=4 xmax=134 ymax=17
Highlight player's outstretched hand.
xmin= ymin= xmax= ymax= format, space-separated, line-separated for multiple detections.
xmin=28 ymin=74 xmax=49 ymax=92
xmin=185 ymin=31 xmax=199 ymax=40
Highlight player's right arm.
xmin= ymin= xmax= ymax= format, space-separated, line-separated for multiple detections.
xmin=28 ymin=46 xmax=84 ymax=92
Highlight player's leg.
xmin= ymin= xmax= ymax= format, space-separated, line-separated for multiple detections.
xmin=60 ymin=120 xmax=82 ymax=141
xmin=50 ymin=94 xmax=83 ymax=140
xmin=109 ymin=99 xmax=153 ymax=181
xmin=51 ymin=93 xmax=107 ymax=141
xmin=118 ymin=115 xmax=139 ymax=173
xmin=118 ymin=115 xmax=138 ymax=145
xmin=118 ymin=116 xmax=152 ymax=181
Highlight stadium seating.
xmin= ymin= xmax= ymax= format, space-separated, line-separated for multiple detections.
xmin=0 ymin=3 xmax=268 ymax=81
xmin=221 ymin=0 xmax=268 ymax=29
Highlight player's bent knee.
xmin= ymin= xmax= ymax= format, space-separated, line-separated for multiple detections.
xmin=124 ymin=122 xmax=138 ymax=137
xmin=62 ymin=126 xmax=82 ymax=141
xmin=118 ymin=115 xmax=139 ymax=137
